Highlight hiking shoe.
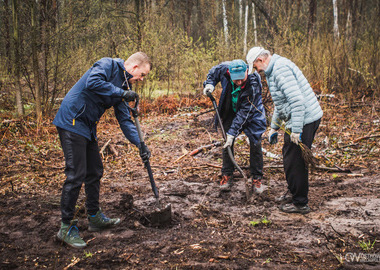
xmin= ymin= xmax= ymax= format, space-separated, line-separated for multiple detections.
xmin=220 ymin=175 xmax=233 ymax=191
xmin=279 ymin=203 xmax=311 ymax=214
xmin=275 ymin=190 xmax=293 ymax=204
xmin=250 ymin=178 xmax=267 ymax=194
xmin=57 ymin=220 xmax=87 ymax=249
xmin=88 ymin=209 xmax=121 ymax=232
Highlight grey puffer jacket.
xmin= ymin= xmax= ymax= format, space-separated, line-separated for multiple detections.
xmin=264 ymin=54 xmax=323 ymax=133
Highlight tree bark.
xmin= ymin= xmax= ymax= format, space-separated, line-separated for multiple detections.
xmin=251 ymin=0 xmax=279 ymax=34
xmin=252 ymin=2 xmax=257 ymax=45
xmin=243 ymin=3 xmax=249 ymax=55
xmin=239 ymin=0 xmax=243 ymax=30
xmin=11 ymin=0 xmax=23 ymax=116
xmin=332 ymin=0 xmax=340 ymax=41
xmin=40 ymin=0 xmax=49 ymax=107
xmin=307 ymin=0 xmax=317 ymax=44
xmin=222 ymin=0 xmax=229 ymax=46
xmin=31 ymin=0 xmax=42 ymax=120
xmin=3 ymin=0 xmax=12 ymax=75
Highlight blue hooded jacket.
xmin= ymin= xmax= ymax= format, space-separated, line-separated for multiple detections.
xmin=53 ymin=57 xmax=140 ymax=146
xmin=203 ymin=62 xmax=266 ymax=144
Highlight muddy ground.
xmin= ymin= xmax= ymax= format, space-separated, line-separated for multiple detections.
xmin=1 ymin=98 xmax=380 ymax=269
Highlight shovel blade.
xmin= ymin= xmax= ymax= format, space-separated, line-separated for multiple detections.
xmin=148 ymin=203 xmax=172 ymax=226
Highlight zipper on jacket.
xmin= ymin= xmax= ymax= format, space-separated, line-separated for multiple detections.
xmin=72 ymin=104 xmax=86 ymax=126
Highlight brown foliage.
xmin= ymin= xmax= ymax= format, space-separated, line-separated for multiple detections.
xmin=139 ymin=94 xmax=212 ymax=115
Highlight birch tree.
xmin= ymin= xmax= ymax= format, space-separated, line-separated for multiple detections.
xmin=332 ymin=0 xmax=339 ymax=40
xmin=239 ymin=0 xmax=243 ymax=30
xmin=243 ymin=2 xmax=249 ymax=55
xmin=251 ymin=2 xmax=257 ymax=45
xmin=222 ymin=0 xmax=229 ymax=46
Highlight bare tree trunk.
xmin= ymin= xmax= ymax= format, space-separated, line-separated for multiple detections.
xmin=222 ymin=0 xmax=229 ymax=46
xmin=3 ymin=0 xmax=12 ymax=75
xmin=243 ymin=2 xmax=249 ymax=55
xmin=31 ymin=0 xmax=42 ymax=121
xmin=251 ymin=2 xmax=257 ymax=45
xmin=40 ymin=0 xmax=49 ymax=108
xmin=11 ymin=0 xmax=23 ymax=116
xmin=307 ymin=0 xmax=317 ymax=45
xmin=345 ymin=0 xmax=353 ymax=39
xmin=333 ymin=0 xmax=340 ymax=41
xmin=48 ymin=0 xmax=60 ymax=115
xmin=135 ymin=0 xmax=142 ymax=50
xmin=239 ymin=0 xmax=243 ymax=30
xmin=251 ymin=0 xmax=279 ymax=35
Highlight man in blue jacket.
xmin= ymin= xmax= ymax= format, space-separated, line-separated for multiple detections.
xmin=203 ymin=59 xmax=267 ymax=193
xmin=247 ymin=47 xmax=323 ymax=214
xmin=53 ymin=52 xmax=152 ymax=248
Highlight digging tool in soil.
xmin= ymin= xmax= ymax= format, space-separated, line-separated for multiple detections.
xmin=124 ymin=98 xmax=172 ymax=226
xmin=206 ymin=92 xmax=251 ymax=200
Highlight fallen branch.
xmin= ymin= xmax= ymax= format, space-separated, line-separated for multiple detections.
xmin=192 ymin=109 xmax=214 ymax=117
xmin=109 ymin=143 xmax=119 ymax=156
xmin=100 ymin=139 xmax=111 ymax=158
xmin=174 ymin=142 xmax=221 ymax=163
xmin=189 ymin=141 xmax=221 ymax=156
xmin=260 ymin=164 xmax=351 ymax=172
xmin=204 ymin=162 xmax=222 ymax=169
xmin=63 ymin=257 xmax=80 ymax=270
xmin=353 ymin=134 xmax=380 ymax=143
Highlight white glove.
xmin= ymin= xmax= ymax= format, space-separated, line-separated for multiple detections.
xmin=268 ymin=128 xmax=278 ymax=144
xmin=290 ymin=132 xmax=302 ymax=145
xmin=203 ymin=84 xmax=215 ymax=95
xmin=223 ymin=134 xmax=234 ymax=148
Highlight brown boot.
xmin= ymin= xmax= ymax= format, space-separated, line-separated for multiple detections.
xmin=220 ymin=175 xmax=233 ymax=191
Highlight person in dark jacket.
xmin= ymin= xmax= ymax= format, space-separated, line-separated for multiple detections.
xmin=203 ymin=59 xmax=267 ymax=192
xmin=53 ymin=52 xmax=152 ymax=248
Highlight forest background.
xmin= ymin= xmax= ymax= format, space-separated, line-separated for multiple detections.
xmin=0 ymin=0 xmax=379 ymax=120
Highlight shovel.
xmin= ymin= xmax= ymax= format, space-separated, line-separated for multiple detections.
xmin=124 ymin=98 xmax=172 ymax=226
xmin=206 ymin=91 xmax=252 ymax=200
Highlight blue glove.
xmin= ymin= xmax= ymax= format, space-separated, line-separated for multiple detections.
xmin=268 ymin=128 xmax=278 ymax=144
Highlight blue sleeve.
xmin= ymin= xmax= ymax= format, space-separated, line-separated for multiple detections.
xmin=203 ymin=63 xmax=229 ymax=87
xmin=86 ymin=58 xmax=125 ymax=97
xmin=114 ymin=101 xmax=140 ymax=146
xmin=227 ymin=74 xmax=266 ymax=137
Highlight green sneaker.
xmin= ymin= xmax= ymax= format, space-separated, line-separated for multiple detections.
xmin=57 ymin=220 xmax=87 ymax=249
xmin=88 ymin=209 xmax=121 ymax=232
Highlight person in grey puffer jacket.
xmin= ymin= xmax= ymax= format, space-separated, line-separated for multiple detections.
xmin=246 ymin=47 xmax=323 ymax=214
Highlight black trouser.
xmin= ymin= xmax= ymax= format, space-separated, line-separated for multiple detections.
xmin=221 ymin=118 xmax=263 ymax=179
xmin=222 ymin=138 xmax=263 ymax=179
xmin=57 ymin=127 xmax=103 ymax=224
xmin=283 ymin=119 xmax=321 ymax=206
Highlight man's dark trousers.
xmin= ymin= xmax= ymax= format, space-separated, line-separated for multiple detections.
xmin=283 ymin=119 xmax=321 ymax=206
xmin=221 ymin=119 xmax=263 ymax=179
xmin=57 ymin=127 xmax=103 ymax=224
